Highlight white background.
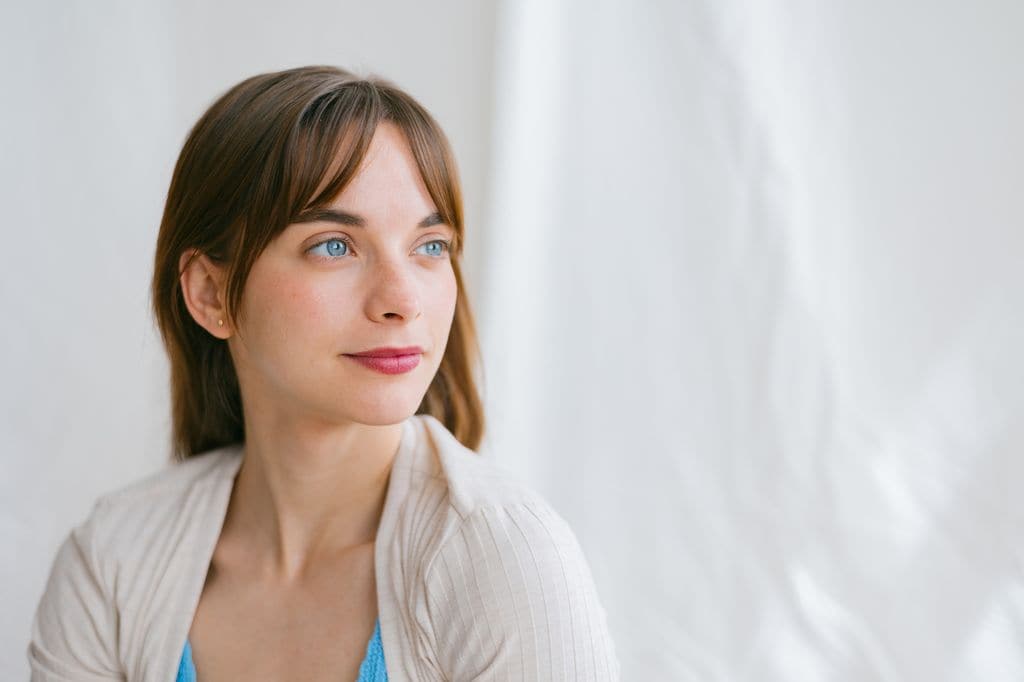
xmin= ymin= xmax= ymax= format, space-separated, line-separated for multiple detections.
xmin=3 ymin=1 xmax=1022 ymax=680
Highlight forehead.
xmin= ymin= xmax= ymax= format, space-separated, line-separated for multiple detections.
xmin=310 ymin=122 xmax=435 ymax=217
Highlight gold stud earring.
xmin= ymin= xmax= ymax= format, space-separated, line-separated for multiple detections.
xmin=217 ymin=319 xmax=224 ymax=327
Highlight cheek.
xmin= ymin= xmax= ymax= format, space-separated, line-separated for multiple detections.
xmin=243 ymin=269 xmax=338 ymax=346
xmin=280 ymin=278 xmax=332 ymax=325
xmin=446 ymin=274 xmax=458 ymax=317
xmin=431 ymin=269 xmax=458 ymax=327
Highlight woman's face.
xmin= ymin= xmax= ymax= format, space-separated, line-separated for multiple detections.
xmin=227 ymin=122 xmax=458 ymax=427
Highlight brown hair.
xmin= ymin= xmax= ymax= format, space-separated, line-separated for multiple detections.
xmin=151 ymin=65 xmax=485 ymax=462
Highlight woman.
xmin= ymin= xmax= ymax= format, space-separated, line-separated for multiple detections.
xmin=28 ymin=65 xmax=619 ymax=681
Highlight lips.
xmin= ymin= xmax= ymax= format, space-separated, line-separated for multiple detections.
xmin=346 ymin=346 xmax=424 ymax=358
xmin=344 ymin=350 xmax=422 ymax=375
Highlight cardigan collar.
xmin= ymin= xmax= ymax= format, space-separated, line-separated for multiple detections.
xmin=154 ymin=415 xmax=422 ymax=681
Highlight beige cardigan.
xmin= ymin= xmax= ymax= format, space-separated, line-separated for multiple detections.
xmin=28 ymin=414 xmax=620 ymax=681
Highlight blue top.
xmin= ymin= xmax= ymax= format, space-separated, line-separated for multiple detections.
xmin=176 ymin=618 xmax=387 ymax=682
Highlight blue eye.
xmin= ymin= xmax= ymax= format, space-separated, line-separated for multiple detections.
xmin=307 ymin=237 xmax=451 ymax=261
xmin=308 ymin=237 xmax=351 ymax=259
xmin=417 ymin=240 xmax=452 ymax=257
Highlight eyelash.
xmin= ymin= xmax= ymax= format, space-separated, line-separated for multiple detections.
xmin=306 ymin=236 xmax=452 ymax=261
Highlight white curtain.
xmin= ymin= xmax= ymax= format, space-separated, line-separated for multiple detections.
xmin=478 ymin=1 xmax=1024 ymax=679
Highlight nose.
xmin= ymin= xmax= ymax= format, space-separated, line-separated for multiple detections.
xmin=365 ymin=258 xmax=422 ymax=322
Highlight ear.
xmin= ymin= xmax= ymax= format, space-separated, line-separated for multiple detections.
xmin=179 ymin=249 xmax=232 ymax=339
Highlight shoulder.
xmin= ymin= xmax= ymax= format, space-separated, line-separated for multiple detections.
xmin=404 ymin=415 xmax=588 ymax=582
xmin=409 ymin=417 xmax=620 ymax=680
xmin=47 ymin=443 xmax=240 ymax=574
xmin=424 ymin=497 xmax=594 ymax=602
xmin=28 ymin=444 xmax=241 ymax=677
xmin=414 ymin=413 xmax=549 ymax=517
xmin=40 ymin=442 xmax=241 ymax=594
xmin=425 ymin=499 xmax=594 ymax=605
xmin=73 ymin=444 xmax=242 ymax=597
xmin=423 ymin=501 xmax=621 ymax=680
xmin=410 ymin=415 xmax=593 ymax=583
xmin=97 ymin=443 xmax=242 ymax=511
xmin=80 ymin=444 xmax=241 ymax=558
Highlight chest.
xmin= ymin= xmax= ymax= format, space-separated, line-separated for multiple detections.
xmin=186 ymin=544 xmax=379 ymax=682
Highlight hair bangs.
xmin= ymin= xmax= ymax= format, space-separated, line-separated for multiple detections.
xmin=287 ymin=83 xmax=384 ymax=219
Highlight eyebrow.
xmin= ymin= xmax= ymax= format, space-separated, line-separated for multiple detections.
xmin=294 ymin=208 xmax=447 ymax=229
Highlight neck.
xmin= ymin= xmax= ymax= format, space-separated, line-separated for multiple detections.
xmin=221 ymin=408 xmax=404 ymax=584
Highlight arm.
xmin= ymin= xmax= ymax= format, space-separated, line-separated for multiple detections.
xmin=424 ymin=501 xmax=620 ymax=681
xmin=27 ymin=500 xmax=124 ymax=681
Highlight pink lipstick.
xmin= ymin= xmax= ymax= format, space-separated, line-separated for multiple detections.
xmin=344 ymin=346 xmax=423 ymax=375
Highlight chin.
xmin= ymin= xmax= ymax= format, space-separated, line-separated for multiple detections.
xmin=327 ymin=391 xmax=426 ymax=427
